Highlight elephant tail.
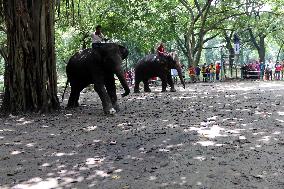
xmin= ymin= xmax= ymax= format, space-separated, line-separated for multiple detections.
xmin=61 ymin=79 xmax=69 ymax=103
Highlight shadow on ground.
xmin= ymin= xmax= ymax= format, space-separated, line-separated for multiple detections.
xmin=0 ymin=81 xmax=284 ymax=188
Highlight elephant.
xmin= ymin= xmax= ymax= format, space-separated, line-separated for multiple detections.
xmin=134 ymin=52 xmax=186 ymax=93
xmin=63 ymin=43 xmax=130 ymax=115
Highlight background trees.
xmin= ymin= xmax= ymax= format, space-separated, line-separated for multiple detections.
xmin=52 ymin=0 xmax=284 ymax=66
xmin=52 ymin=0 xmax=284 ymax=68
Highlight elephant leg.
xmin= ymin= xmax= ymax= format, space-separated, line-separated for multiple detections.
xmin=67 ymin=82 xmax=85 ymax=108
xmin=160 ymin=75 xmax=168 ymax=92
xmin=134 ymin=79 xmax=140 ymax=93
xmin=67 ymin=87 xmax=79 ymax=108
xmin=143 ymin=79 xmax=151 ymax=92
xmin=167 ymin=72 xmax=176 ymax=92
xmin=93 ymin=83 xmax=115 ymax=115
xmin=105 ymin=73 xmax=119 ymax=112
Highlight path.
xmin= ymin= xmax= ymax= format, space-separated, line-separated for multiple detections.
xmin=0 ymin=81 xmax=284 ymax=189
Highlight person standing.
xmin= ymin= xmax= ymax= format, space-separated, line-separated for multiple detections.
xmin=215 ymin=62 xmax=221 ymax=81
xmin=206 ymin=65 xmax=210 ymax=82
xmin=201 ymin=64 xmax=207 ymax=82
xmin=264 ymin=64 xmax=270 ymax=80
xmin=128 ymin=70 xmax=133 ymax=85
xmin=171 ymin=69 xmax=178 ymax=84
xmin=259 ymin=62 xmax=265 ymax=80
xmin=268 ymin=59 xmax=274 ymax=80
xmin=275 ymin=61 xmax=282 ymax=80
xmin=188 ymin=65 xmax=196 ymax=83
xmin=281 ymin=59 xmax=284 ymax=80
xmin=209 ymin=63 xmax=215 ymax=82
xmin=195 ymin=65 xmax=201 ymax=81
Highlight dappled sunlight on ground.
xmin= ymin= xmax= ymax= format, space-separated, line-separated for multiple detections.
xmin=1 ymin=80 xmax=284 ymax=188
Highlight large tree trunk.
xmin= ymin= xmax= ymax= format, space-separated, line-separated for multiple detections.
xmin=248 ymin=29 xmax=266 ymax=64
xmin=276 ymin=43 xmax=284 ymax=61
xmin=224 ymin=32 xmax=235 ymax=78
xmin=2 ymin=0 xmax=59 ymax=113
xmin=258 ymin=35 xmax=265 ymax=63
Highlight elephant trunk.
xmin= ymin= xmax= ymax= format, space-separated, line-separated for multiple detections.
xmin=176 ymin=66 xmax=186 ymax=89
xmin=115 ymin=68 xmax=130 ymax=97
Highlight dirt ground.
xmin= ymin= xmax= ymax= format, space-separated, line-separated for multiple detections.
xmin=0 ymin=80 xmax=284 ymax=189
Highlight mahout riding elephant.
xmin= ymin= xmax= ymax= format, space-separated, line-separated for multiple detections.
xmin=134 ymin=52 xmax=186 ymax=93
xmin=63 ymin=43 xmax=130 ymax=115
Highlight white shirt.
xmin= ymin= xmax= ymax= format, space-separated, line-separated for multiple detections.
xmin=171 ymin=69 xmax=178 ymax=76
xmin=268 ymin=62 xmax=275 ymax=70
xmin=91 ymin=32 xmax=105 ymax=43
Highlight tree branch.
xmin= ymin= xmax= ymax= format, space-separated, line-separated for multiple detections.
xmin=179 ymin=0 xmax=194 ymax=20
xmin=194 ymin=0 xmax=201 ymax=16
xmin=176 ymin=36 xmax=188 ymax=59
xmin=248 ymin=28 xmax=260 ymax=51
xmin=204 ymin=33 xmax=219 ymax=44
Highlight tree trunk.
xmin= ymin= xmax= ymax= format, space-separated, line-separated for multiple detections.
xmin=229 ymin=52 xmax=234 ymax=78
xmin=224 ymin=32 xmax=234 ymax=78
xmin=248 ymin=29 xmax=266 ymax=64
xmin=2 ymin=0 xmax=59 ymax=113
xmin=276 ymin=43 xmax=283 ymax=61
xmin=258 ymin=35 xmax=265 ymax=63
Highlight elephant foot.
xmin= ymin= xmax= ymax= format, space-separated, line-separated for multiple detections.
xmin=67 ymin=101 xmax=79 ymax=108
xmin=121 ymin=88 xmax=130 ymax=97
xmin=109 ymin=108 xmax=116 ymax=115
xmin=113 ymin=103 xmax=120 ymax=112
xmin=161 ymin=90 xmax=167 ymax=92
xmin=104 ymin=107 xmax=116 ymax=115
xmin=66 ymin=106 xmax=73 ymax=110
xmin=144 ymin=88 xmax=151 ymax=93
xmin=134 ymin=86 xmax=140 ymax=93
xmin=170 ymin=88 xmax=176 ymax=92
xmin=75 ymin=101 xmax=79 ymax=107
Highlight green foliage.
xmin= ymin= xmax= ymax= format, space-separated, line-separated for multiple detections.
xmin=2 ymin=0 xmax=284 ymax=80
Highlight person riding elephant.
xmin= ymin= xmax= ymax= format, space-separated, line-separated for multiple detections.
xmin=156 ymin=42 xmax=169 ymax=61
xmin=91 ymin=25 xmax=108 ymax=48
xmin=134 ymin=51 xmax=186 ymax=93
xmin=62 ymin=43 xmax=130 ymax=115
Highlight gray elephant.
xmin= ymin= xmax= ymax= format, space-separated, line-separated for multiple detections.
xmin=134 ymin=52 xmax=185 ymax=93
xmin=63 ymin=43 xmax=130 ymax=115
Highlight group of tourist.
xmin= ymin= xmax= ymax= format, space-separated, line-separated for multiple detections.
xmin=242 ymin=59 xmax=284 ymax=80
xmin=124 ymin=69 xmax=134 ymax=85
xmin=187 ymin=62 xmax=221 ymax=83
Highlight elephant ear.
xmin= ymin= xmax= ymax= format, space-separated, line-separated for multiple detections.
xmin=169 ymin=52 xmax=177 ymax=62
xmin=169 ymin=52 xmax=181 ymax=65
xmin=165 ymin=52 xmax=175 ymax=66
xmin=96 ymin=44 xmax=128 ymax=60
xmin=118 ymin=45 xmax=129 ymax=60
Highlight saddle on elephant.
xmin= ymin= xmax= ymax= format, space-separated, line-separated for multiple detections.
xmin=156 ymin=51 xmax=176 ymax=64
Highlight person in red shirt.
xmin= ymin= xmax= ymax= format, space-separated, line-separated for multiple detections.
xmin=157 ymin=43 xmax=166 ymax=55
xmin=156 ymin=43 xmax=169 ymax=62
xmin=215 ymin=62 xmax=221 ymax=80
xmin=188 ymin=65 xmax=196 ymax=83
xmin=275 ymin=61 xmax=282 ymax=80
xmin=155 ymin=43 xmax=166 ymax=63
